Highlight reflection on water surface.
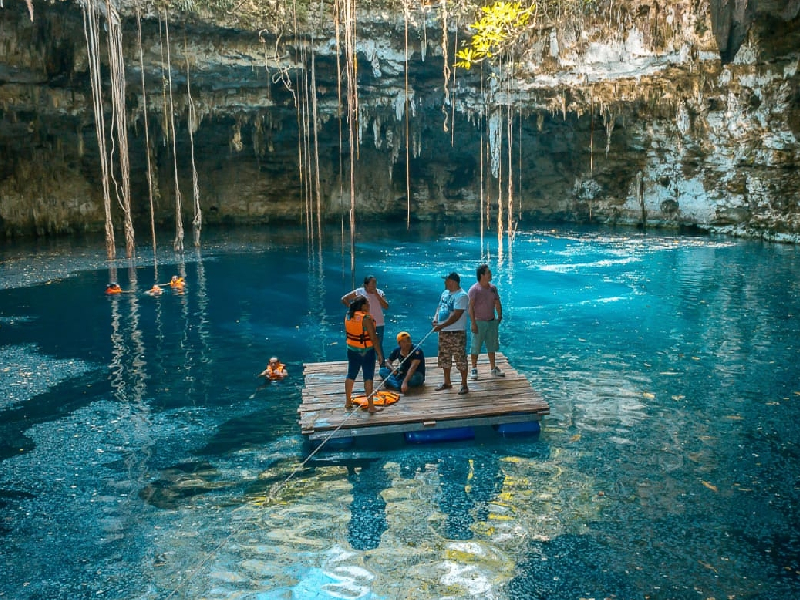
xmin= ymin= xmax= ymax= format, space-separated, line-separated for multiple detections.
xmin=1 ymin=225 xmax=799 ymax=599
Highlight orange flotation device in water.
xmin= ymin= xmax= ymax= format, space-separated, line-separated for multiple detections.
xmin=170 ymin=276 xmax=185 ymax=289
xmin=352 ymin=390 xmax=400 ymax=408
xmin=265 ymin=363 xmax=287 ymax=380
xmin=105 ymin=283 xmax=122 ymax=295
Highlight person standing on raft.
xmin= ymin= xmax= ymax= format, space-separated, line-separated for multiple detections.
xmin=344 ymin=297 xmax=385 ymax=413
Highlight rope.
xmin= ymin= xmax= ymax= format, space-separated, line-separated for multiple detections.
xmin=165 ymin=325 xmax=438 ymax=598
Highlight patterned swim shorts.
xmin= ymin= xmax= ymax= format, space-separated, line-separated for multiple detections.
xmin=437 ymin=330 xmax=467 ymax=370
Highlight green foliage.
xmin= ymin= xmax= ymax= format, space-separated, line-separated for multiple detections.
xmin=455 ymin=1 xmax=534 ymax=70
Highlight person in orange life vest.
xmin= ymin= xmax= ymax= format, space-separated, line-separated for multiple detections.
xmin=145 ymin=284 xmax=163 ymax=296
xmin=170 ymin=276 xmax=185 ymax=290
xmin=105 ymin=283 xmax=122 ymax=295
xmin=379 ymin=331 xmax=425 ymax=394
xmin=341 ymin=275 xmax=389 ymax=363
xmin=260 ymin=357 xmax=288 ymax=380
xmin=345 ymin=296 xmax=385 ymax=413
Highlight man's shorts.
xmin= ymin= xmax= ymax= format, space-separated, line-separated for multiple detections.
xmin=470 ymin=319 xmax=500 ymax=354
xmin=437 ymin=330 xmax=467 ymax=370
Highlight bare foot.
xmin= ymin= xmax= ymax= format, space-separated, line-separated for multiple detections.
xmin=345 ymin=402 xmax=354 ymax=410
xmin=367 ymin=406 xmax=384 ymax=414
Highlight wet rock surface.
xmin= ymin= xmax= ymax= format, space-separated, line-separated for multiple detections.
xmin=1 ymin=0 xmax=799 ymax=241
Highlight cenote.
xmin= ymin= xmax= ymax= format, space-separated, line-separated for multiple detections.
xmin=1 ymin=223 xmax=799 ymax=600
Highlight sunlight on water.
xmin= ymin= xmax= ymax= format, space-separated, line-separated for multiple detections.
xmin=1 ymin=225 xmax=799 ymax=599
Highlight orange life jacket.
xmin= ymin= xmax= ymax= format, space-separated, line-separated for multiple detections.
xmin=352 ymin=390 xmax=399 ymax=407
xmin=266 ymin=363 xmax=286 ymax=380
xmin=345 ymin=311 xmax=373 ymax=350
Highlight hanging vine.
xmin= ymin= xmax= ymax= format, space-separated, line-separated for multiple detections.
xmin=104 ymin=0 xmax=135 ymax=258
xmin=137 ymin=7 xmax=158 ymax=281
xmin=163 ymin=9 xmax=185 ymax=253
xmin=82 ymin=0 xmax=115 ymax=260
xmin=185 ymin=37 xmax=202 ymax=248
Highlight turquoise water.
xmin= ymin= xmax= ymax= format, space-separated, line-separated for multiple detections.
xmin=1 ymin=224 xmax=799 ymax=599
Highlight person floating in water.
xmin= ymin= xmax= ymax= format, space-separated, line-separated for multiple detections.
xmin=145 ymin=284 xmax=163 ymax=297
xmin=170 ymin=276 xmax=185 ymax=290
xmin=260 ymin=357 xmax=288 ymax=381
xmin=105 ymin=283 xmax=122 ymax=295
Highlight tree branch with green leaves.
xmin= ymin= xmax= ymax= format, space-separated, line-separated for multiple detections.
xmin=455 ymin=1 xmax=534 ymax=69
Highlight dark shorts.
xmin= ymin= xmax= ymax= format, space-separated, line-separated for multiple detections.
xmin=347 ymin=348 xmax=376 ymax=381
xmin=437 ymin=330 xmax=467 ymax=371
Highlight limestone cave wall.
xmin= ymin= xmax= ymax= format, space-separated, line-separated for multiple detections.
xmin=1 ymin=0 xmax=799 ymax=243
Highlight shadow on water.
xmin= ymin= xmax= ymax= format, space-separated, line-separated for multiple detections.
xmin=0 ymin=372 xmax=110 ymax=460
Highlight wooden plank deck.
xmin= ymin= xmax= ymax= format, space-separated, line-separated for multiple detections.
xmin=299 ymin=352 xmax=549 ymax=441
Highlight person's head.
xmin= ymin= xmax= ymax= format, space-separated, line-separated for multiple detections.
xmin=269 ymin=356 xmax=280 ymax=366
xmin=349 ymin=296 xmax=369 ymax=317
xmin=443 ymin=272 xmax=460 ymax=291
xmin=476 ymin=264 xmax=491 ymax=282
xmin=396 ymin=331 xmax=412 ymax=349
xmin=363 ymin=275 xmax=377 ymax=293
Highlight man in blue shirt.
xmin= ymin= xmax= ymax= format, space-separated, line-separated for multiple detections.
xmin=432 ymin=272 xmax=470 ymax=395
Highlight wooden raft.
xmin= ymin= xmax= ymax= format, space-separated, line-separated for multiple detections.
xmin=299 ymin=352 xmax=549 ymax=441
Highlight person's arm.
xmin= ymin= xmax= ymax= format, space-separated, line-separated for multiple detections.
xmin=402 ymin=359 xmax=421 ymax=391
xmin=434 ymin=308 xmax=464 ymax=331
xmin=494 ymin=286 xmax=503 ymax=323
xmin=376 ymin=288 xmax=389 ymax=309
xmin=364 ymin=315 xmax=384 ymax=363
xmin=341 ymin=289 xmax=356 ymax=306
xmin=468 ymin=291 xmax=478 ymax=333
xmin=384 ymin=349 xmax=396 ymax=372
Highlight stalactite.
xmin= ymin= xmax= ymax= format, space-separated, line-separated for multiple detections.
xmin=137 ymin=8 xmax=158 ymax=281
xmin=82 ymin=0 xmax=115 ymax=260
xmin=604 ymin=108 xmax=615 ymax=155
xmin=185 ymin=42 xmax=202 ymax=248
xmin=163 ymin=10 xmax=184 ymax=253
xmin=104 ymin=0 xmax=135 ymax=259
xmin=488 ymin=109 xmax=502 ymax=179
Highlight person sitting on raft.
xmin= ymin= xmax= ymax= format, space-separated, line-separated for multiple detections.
xmin=379 ymin=331 xmax=425 ymax=394
xmin=105 ymin=283 xmax=122 ymax=295
xmin=260 ymin=357 xmax=288 ymax=380
xmin=344 ymin=296 xmax=384 ymax=413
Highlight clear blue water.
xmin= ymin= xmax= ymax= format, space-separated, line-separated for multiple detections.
xmin=1 ymin=224 xmax=799 ymax=599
